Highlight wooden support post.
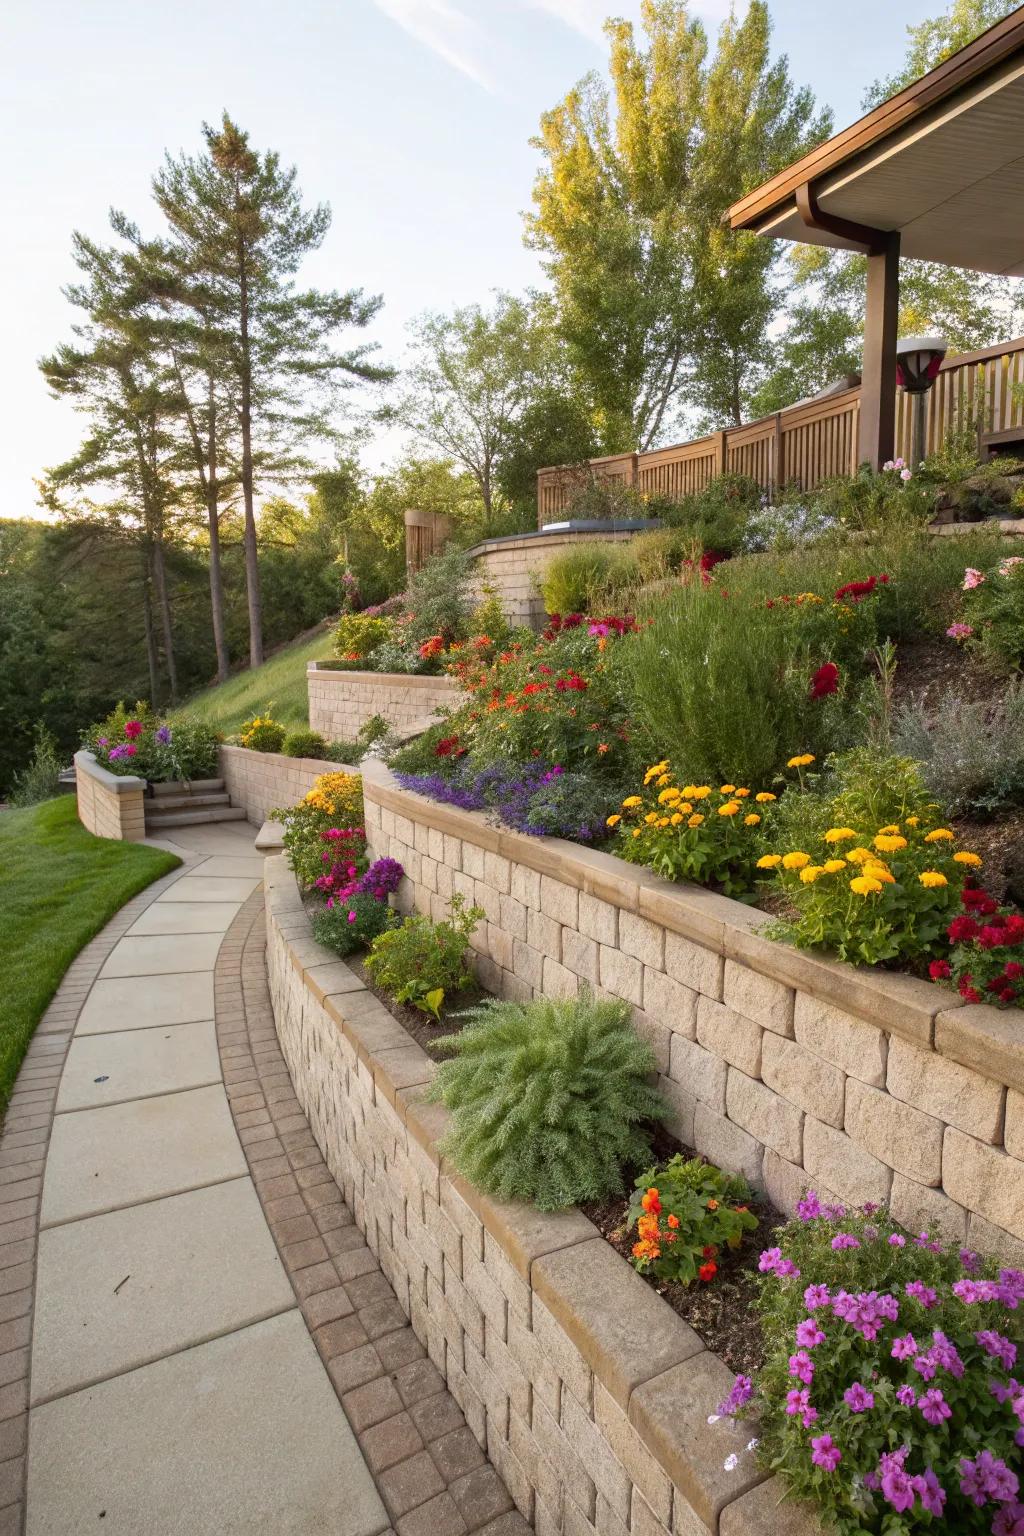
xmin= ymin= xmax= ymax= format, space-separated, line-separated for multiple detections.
xmin=859 ymin=232 xmax=900 ymax=471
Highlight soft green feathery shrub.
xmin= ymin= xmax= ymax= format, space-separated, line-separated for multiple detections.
xmin=429 ymin=994 xmax=664 ymax=1210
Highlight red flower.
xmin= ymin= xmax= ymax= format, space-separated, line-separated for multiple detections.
xmin=962 ymin=888 xmax=998 ymax=916
xmin=834 ymin=572 xmax=889 ymax=603
xmin=1000 ymin=987 xmax=1017 ymax=1003
xmin=947 ymin=916 xmax=978 ymax=942
xmin=810 ymin=662 xmax=840 ymax=699
xmin=978 ymin=925 xmax=1009 ymax=950
xmin=124 ymin=719 xmax=144 ymax=739
xmin=1005 ymin=962 xmax=1024 ymax=980
xmin=929 ymin=960 xmax=951 ymax=980
xmin=958 ymin=976 xmax=982 ymax=1003
xmin=698 ymin=1261 xmax=718 ymax=1283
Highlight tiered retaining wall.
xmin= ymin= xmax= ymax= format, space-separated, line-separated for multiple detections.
xmin=74 ymin=750 xmax=146 ymax=841
xmin=219 ymin=744 xmax=355 ymax=827
xmin=359 ymin=761 xmax=1024 ymax=1262
xmin=465 ymin=523 xmax=658 ymax=629
xmin=265 ymin=857 xmax=824 ymax=1536
xmin=308 ymin=666 xmax=458 ymax=744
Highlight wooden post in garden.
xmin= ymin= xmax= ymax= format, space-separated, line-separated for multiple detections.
xmin=404 ymin=508 xmax=452 ymax=575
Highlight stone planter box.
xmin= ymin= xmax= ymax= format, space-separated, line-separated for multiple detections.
xmin=74 ymin=750 xmax=146 ymax=842
xmin=465 ymin=522 xmax=660 ymax=630
xmin=264 ymin=857 xmax=824 ymax=1536
xmin=307 ymin=665 xmax=459 ymax=745
xmin=218 ymin=744 xmax=356 ymax=828
xmin=358 ymin=761 xmax=1024 ymax=1263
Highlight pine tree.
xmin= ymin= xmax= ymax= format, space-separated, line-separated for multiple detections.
xmin=152 ymin=114 xmax=392 ymax=667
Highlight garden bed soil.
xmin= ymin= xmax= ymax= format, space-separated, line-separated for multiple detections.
xmin=349 ymin=954 xmax=488 ymax=1052
xmin=581 ymin=1128 xmax=781 ymax=1379
xmin=890 ymin=637 xmax=999 ymax=710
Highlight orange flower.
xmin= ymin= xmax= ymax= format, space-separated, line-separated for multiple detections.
xmin=699 ymin=1261 xmax=718 ymax=1283
xmin=641 ymin=1188 xmax=661 ymax=1215
xmin=666 ymin=1213 xmax=680 ymax=1230
xmin=706 ymin=1198 xmax=719 ymax=1211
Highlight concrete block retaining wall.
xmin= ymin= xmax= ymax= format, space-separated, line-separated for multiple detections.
xmin=219 ymin=744 xmax=355 ymax=828
xmin=74 ymin=750 xmax=146 ymax=841
xmin=308 ymin=666 xmax=458 ymax=744
xmin=359 ymin=761 xmax=1024 ymax=1265
xmin=466 ymin=526 xmax=651 ymax=630
xmin=265 ymin=856 xmax=824 ymax=1536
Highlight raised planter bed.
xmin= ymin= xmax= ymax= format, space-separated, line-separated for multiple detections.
xmin=264 ymin=856 xmax=824 ymax=1536
xmin=74 ymin=749 xmax=146 ymax=842
xmin=307 ymin=665 xmax=458 ymax=745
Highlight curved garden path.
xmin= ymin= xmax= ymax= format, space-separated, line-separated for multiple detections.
xmin=1 ymin=819 xmax=528 ymax=1536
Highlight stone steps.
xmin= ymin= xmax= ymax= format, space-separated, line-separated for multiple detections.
xmin=145 ymin=805 xmax=248 ymax=831
xmin=150 ymin=778 xmax=226 ymax=797
xmin=149 ymin=791 xmax=232 ymax=812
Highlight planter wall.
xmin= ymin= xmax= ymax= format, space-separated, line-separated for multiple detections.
xmin=74 ymin=750 xmax=146 ymax=842
xmin=307 ymin=666 xmax=458 ymax=745
xmin=264 ymin=857 xmax=824 ymax=1536
xmin=360 ymin=761 xmax=1024 ymax=1264
xmin=218 ymin=744 xmax=355 ymax=828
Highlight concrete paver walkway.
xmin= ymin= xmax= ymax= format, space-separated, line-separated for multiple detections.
xmin=25 ymin=821 xmax=388 ymax=1536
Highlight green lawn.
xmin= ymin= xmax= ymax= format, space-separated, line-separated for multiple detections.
xmin=173 ymin=624 xmax=333 ymax=737
xmin=0 ymin=797 xmax=180 ymax=1113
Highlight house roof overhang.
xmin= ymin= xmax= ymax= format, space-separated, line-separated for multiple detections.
xmin=727 ymin=5 xmax=1024 ymax=275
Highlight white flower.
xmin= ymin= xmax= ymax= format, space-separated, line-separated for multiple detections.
xmin=747 ymin=1438 xmax=759 ymax=1452
xmin=724 ymin=1454 xmax=739 ymax=1472
xmin=707 ymin=1414 xmax=720 ymax=1424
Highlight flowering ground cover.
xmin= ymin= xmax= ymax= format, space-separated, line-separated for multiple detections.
xmin=0 ymin=796 xmax=179 ymax=1115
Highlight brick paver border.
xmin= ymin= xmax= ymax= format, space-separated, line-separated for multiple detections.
xmin=0 ymin=857 xmax=196 ymax=1536
xmin=217 ymin=891 xmax=531 ymax=1536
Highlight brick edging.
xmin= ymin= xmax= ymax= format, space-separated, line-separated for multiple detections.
xmin=215 ymin=894 xmax=531 ymax=1536
xmin=0 ymin=855 xmax=198 ymax=1536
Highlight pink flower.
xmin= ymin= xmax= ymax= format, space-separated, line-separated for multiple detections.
xmin=947 ymin=622 xmax=974 ymax=639
xmin=810 ymin=1434 xmax=841 ymax=1472
xmin=843 ymin=1382 xmax=874 ymax=1413
xmin=124 ymin=719 xmax=144 ymax=739
xmin=788 ymin=1350 xmax=815 ymax=1385
xmin=919 ymin=1387 xmax=951 ymax=1425
xmin=962 ymin=567 xmax=987 ymax=590
xmin=794 ymin=1318 xmax=826 ymax=1348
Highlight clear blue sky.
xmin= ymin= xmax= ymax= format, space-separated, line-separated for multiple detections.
xmin=1 ymin=0 xmax=939 ymax=519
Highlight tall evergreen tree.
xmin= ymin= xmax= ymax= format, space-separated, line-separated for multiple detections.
xmin=525 ymin=0 xmax=829 ymax=447
xmin=152 ymin=115 xmax=392 ymax=666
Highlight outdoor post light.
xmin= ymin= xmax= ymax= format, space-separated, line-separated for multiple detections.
xmin=896 ymin=335 xmax=948 ymax=470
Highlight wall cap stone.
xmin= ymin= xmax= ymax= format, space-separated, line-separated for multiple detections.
xmin=306 ymin=665 xmax=459 ymax=691
xmin=74 ymin=749 xmax=145 ymax=794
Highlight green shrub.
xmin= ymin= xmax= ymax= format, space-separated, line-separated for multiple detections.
xmin=281 ymin=729 xmax=328 ymax=759
xmin=892 ymin=681 xmax=1024 ymax=816
xmin=358 ymin=714 xmax=391 ymax=748
xmin=148 ymin=717 xmax=220 ymax=783
xmin=326 ymin=739 xmax=363 ymax=765
xmin=364 ymin=893 xmax=483 ymax=1019
xmin=769 ymin=747 xmax=940 ymax=856
xmin=660 ymin=472 xmax=761 ymax=554
xmin=627 ymin=1155 xmax=757 ymax=1286
xmin=403 ymin=547 xmax=472 ymax=647
xmin=312 ymin=893 xmax=397 ymax=957
xmin=429 ymin=993 xmax=664 ymax=1211
xmin=9 ymin=727 xmax=64 ymax=807
xmin=240 ymin=714 xmax=286 ymax=753
xmin=333 ymin=612 xmax=393 ymax=661
xmin=953 ymin=551 xmax=1024 ymax=670
xmin=540 ymin=542 xmax=632 ymax=616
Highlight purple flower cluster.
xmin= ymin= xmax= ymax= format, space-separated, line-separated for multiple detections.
xmin=357 ymin=858 xmax=404 ymax=900
xmin=715 ymin=1375 xmax=753 ymax=1418
xmin=831 ymin=1288 xmax=899 ymax=1341
xmin=960 ymin=1450 xmax=1019 ymax=1507
xmin=759 ymin=1246 xmax=800 ymax=1279
xmin=394 ymin=761 xmax=620 ymax=845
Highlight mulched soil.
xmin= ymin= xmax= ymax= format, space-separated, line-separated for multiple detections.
xmin=581 ymin=1128 xmax=781 ymax=1378
xmin=349 ymin=953 xmax=487 ymax=1053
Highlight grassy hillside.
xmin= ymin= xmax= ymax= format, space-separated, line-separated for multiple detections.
xmin=174 ymin=623 xmax=334 ymax=738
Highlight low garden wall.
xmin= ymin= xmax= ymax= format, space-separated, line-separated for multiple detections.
xmin=219 ymin=744 xmax=352 ymax=827
xmin=307 ymin=665 xmax=458 ymax=744
xmin=359 ymin=761 xmax=1024 ymax=1264
xmin=465 ymin=522 xmax=659 ymax=629
xmin=264 ymin=856 xmax=823 ymax=1536
xmin=74 ymin=750 xmax=146 ymax=842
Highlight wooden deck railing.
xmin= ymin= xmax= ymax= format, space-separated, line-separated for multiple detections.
xmin=536 ymin=335 xmax=1024 ymax=523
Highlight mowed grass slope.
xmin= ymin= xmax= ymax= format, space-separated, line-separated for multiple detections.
xmin=0 ymin=797 xmax=180 ymax=1113
xmin=173 ymin=624 xmax=334 ymax=738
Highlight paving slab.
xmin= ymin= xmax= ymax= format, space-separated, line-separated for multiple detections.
xmin=31 ymin=1179 xmax=295 ymax=1404
xmin=100 ymin=932 xmax=223 ymax=978
xmin=156 ymin=825 xmax=258 ymax=857
xmin=26 ymin=1311 xmax=388 ymax=1536
xmin=76 ymin=973 xmax=215 ymax=1035
xmin=187 ymin=855 xmax=266 ymax=879
xmin=158 ymin=876 xmax=261 ymax=905
xmin=128 ymin=901 xmax=241 ymax=936
xmin=41 ymin=1085 xmax=246 ymax=1226
xmin=56 ymin=1022 xmax=221 ymax=1111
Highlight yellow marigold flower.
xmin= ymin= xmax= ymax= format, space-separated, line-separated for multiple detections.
xmin=878 ymin=824 xmax=902 ymax=836
xmin=670 ymin=813 xmax=684 ymax=825
xmin=800 ymin=865 xmax=824 ymax=884
xmin=622 ymin=796 xmax=643 ymax=809
xmin=734 ymin=787 xmax=751 ymax=798
xmin=678 ymin=802 xmax=693 ymax=815
xmin=822 ymin=858 xmax=847 ymax=873
xmin=864 ymin=864 xmax=896 ymax=884
xmin=787 ymin=754 xmax=815 ymax=768
xmin=953 ymin=851 xmax=983 ymax=866
xmin=645 ymin=812 xmax=658 ymax=825
xmin=690 ymin=786 xmax=711 ymax=800
xmin=632 ymin=829 xmax=642 ymax=839
xmin=850 ymin=875 xmax=883 ymax=896
xmin=755 ymin=792 xmax=777 ymax=804
xmin=744 ymin=813 xmax=761 ymax=826
xmin=658 ymin=787 xmax=680 ymax=804
xmin=720 ymin=784 xmax=736 ymax=795
xmin=919 ymin=870 xmax=948 ymax=888
xmin=874 ymin=834 xmax=908 ymax=852
xmin=824 ymin=827 xmax=856 ymax=844
xmin=757 ymin=854 xmax=782 ymax=869
xmin=782 ymin=851 xmax=810 ymax=870
xmin=845 ymin=846 xmax=873 ymax=864
xmin=681 ymin=785 xmax=699 ymax=797
xmin=606 ymin=814 xmax=621 ymax=828
xmin=687 ymin=814 xmax=704 ymax=828
xmin=906 ymin=815 xmax=921 ymax=827
xmin=718 ymin=801 xmax=740 ymax=817
xmin=657 ymin=774 xmax=672 ymax=788
xmin=924 ymin=828 xmax=954 ymax=842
